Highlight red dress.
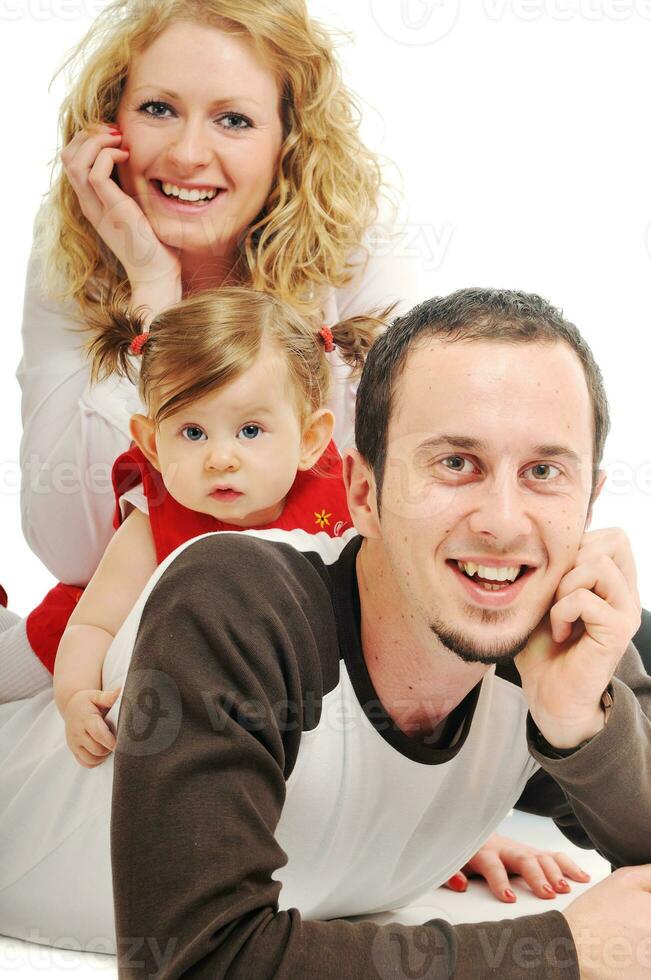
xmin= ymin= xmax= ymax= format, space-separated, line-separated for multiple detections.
xmin=25 ymin=440 xmax=352 ymax=672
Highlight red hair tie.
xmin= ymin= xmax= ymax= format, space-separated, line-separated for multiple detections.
xmin=129 ymin=332 xmax=150 ymax=356
xmin=319 ymin=326 xmax=335 ymax=353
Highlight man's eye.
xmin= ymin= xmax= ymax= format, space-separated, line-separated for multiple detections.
xmin=239 ymin=424 xmax=262 ymax=440
xmin=441 ymin=455 xmax=472 ymax=473
xmin=525 ymin=463 xmax=561 ymax=481
xmin=181 ymin=426 xmax=207 ymax=442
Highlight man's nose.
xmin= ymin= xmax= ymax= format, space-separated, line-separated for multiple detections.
xmin=467 ymin=474 xmax=533 ymax=541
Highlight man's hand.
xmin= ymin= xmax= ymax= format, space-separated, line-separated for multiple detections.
xmin=443 ymin=832 xmax=590 ymax=901
xmin=63 ymin=688 xmax=121 ymax=769
xmin=564 ymin=866 xmax=651 ymax=979
xmin=515 ymin=528 xmax=641 ymax=748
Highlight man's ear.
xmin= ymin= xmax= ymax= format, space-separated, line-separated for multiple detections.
xmin=297 ymin=409 xmax=335 ymax=471
xmin=585 ymin=468 xmax=607 ymax=528
xmin=129 ymin=414 xmax=161 ymax=472
xmin=343 ymin=448 xmax=381 ymax=539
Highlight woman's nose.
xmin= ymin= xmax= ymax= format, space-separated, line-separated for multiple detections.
xmin=165 ymin=120 xmax=215 ymax=171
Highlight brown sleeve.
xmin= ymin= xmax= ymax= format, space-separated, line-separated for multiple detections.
xmin=524 ymin=641 xmax=651 ymax=868
xmin=110 ymin=535 xmax=579 ymax=979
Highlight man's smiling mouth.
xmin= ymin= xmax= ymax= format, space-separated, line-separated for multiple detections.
xmin=456 ymin=560 xmax=529 ymax=588
xmin=446 ymin=559 xmax=537 ymax=603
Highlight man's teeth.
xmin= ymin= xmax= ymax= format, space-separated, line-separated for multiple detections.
xmin=161 ymin=182 xmax=218 ymax=202
xmin=456 ymin=561 xmax=522 ymax=582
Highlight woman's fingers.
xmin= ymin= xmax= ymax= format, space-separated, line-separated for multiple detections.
xmin=61 ymin=124 xmax=181 ymax=287
xmin=63 ymin=128 xmax=125 ymax=226
xmin=548 ymin=852 xmax=591 ymax=885
xmin=443 ymin=872 xmax=468 ymax=893
xmin=466 ymin=851 xmax=518 ymax=903
xmin=461 ymin=844 xmax=592 ymax=903
xmin=87 ymin=145 xmax=131 ymax=208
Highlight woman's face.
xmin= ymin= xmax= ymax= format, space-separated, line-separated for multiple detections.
xmin=115 ymin=21 xmax=284 ymax=269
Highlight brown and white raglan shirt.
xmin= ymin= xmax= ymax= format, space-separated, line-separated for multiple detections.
xmin=110 ymin=529 xmax=651 ymax=979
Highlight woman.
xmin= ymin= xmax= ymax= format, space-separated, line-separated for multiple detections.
xmin=0 ymin=0 xmax=584 ymax=951
xmin=18 ymin=0 xmax=409 ymax=590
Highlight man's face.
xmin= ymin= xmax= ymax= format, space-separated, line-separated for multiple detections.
xmin=372 ymin=338 xmax=601 ymax=664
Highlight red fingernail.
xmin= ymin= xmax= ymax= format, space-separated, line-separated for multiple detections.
xmin=447 ymin=874 xmax=467 ymax=893
xmin=543 ymin=883 xmax=555 ymax=896
xmin=557 ymin=879 xmax=569 ymax=890
xmin=504 ymin=888 xmax=516 ymax=902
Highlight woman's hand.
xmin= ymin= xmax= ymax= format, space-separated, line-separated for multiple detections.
xmin=63 ymin=687 xmax=121 ymax=769
xmin=61 ymin=123 xmax=182 ymax=291
xmin=443 ymin=832 xmax=591 ymax=902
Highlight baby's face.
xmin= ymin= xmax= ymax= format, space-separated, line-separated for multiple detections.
xmin=151 ymin=352 xmax=304 ymax=527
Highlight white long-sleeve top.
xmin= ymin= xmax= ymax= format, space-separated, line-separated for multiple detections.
xmin=17 ymin=217 xmax=423 ymax=585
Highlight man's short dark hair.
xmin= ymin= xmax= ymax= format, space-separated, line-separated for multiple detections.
xmin=355 ymin=288 xmax=610 ymax=512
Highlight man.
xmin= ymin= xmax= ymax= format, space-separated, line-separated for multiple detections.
xmin=111 ymin=289 xmax=651 ymax=978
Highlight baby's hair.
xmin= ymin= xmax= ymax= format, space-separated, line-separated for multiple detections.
xmin=87 ymin=287 xmax=395 ymax=427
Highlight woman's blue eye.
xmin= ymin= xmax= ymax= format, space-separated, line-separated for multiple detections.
xmin=220 ymin=112 xmax=252 ymax=130
xmin=137 ymin=101 xmax=252 ymax=130
xmin=181 ymin=425 xmax=207 ymax=442
xmin=239 ymin=424 xmax=261 ymax=440
xmin=138 ymin=100 xmax=172 ymax=118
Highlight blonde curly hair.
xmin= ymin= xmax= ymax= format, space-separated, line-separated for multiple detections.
xmin=34 ymin=0 xmax=395 ymax=326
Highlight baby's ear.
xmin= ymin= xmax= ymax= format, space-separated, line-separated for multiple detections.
xmin=130 ymin=414 xmax=160 ymax=472
xmin=297 ymin=409 xmax=335 ymax=471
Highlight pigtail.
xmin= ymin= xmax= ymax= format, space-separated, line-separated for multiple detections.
xmin=329 ymin=302 xmax=399 ymax=373
xmin=85 ymin=300 xmax=150 ymax=386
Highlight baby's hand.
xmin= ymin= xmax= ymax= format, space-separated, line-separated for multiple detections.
xmin=63 ymin=687 xmax=121 ymax=769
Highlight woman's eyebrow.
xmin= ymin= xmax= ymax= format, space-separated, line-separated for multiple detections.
xmin=131 ymin=85 xmax=262 ymax=109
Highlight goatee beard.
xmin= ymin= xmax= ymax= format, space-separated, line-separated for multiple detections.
xmin=430 ymin=615 xmax=532 ymax=666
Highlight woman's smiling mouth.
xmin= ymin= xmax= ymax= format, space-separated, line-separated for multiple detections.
xmin=150 ymin=179 xmax=227 ymax=212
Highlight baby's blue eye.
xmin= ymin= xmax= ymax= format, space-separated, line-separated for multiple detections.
xmin=239 ymin=424 xmax=261 ymax=440
xmin=182 ymin=425 xmax=207 ymax=442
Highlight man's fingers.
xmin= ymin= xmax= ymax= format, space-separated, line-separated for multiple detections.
xmin=613 ymin=863 xmax=651 ymax=890
xmin=556 ymin=554 xmax=637 ymax=617
xmin=577 ymin=529 xmax=639 ymax=606
xmin=549 ymin=588 xmax=609 ymax=644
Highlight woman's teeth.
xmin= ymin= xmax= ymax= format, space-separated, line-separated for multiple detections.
xmin=160 ymin=181 xmax=218 ymax=202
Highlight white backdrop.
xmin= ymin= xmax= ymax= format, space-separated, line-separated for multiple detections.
xmin=0 ymin=0 xmax=649 ymax=615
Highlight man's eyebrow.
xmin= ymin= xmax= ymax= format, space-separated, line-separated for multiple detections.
xmin=131 ymin=85 xmax=262 ymax=109
xmin=415 ymin=435 xmax=582 ymax=466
